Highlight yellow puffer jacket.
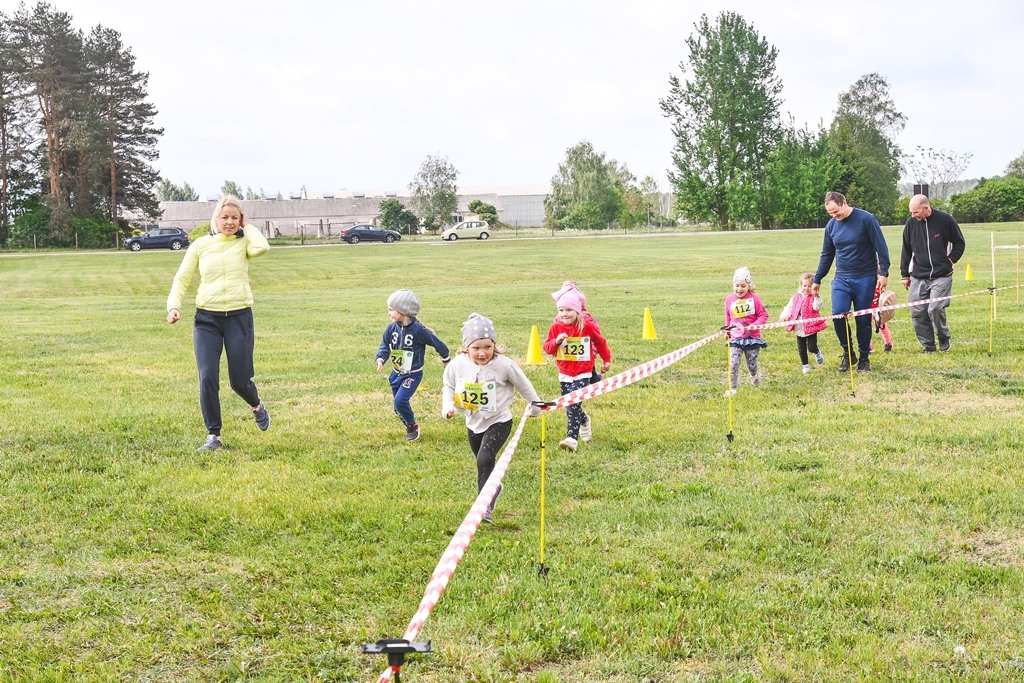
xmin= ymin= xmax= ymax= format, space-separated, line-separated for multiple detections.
xmin=167 ymin=226 xmax=269 ymax=313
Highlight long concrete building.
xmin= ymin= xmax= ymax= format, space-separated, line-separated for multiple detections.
xmin=150 ymin=186 xmax=550 ymax=236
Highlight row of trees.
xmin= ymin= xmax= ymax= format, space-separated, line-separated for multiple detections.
xmin=656 ymin=12 xmax=916 ymax=230
xmin=1 ymin=1 xmax=162 ymax=247
xmin=5 ymin=4 xmax=1015 ymax=248
xmin=542 ymin=12 xmax=974 ymax=232
xmin=545 ymin=11 xmax=984 ymax=232
xmin=947 ymin=151 xmax=1024 ymax=223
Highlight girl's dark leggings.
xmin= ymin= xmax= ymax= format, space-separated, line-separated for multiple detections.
xmin=796 ymin=334 xmax=820 ymax=365
xmin=468 ymin=420 xmax=513 ymax=492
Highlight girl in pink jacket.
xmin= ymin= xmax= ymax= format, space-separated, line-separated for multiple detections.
xmin=779 ymin=272 xmax=827 ymax=374
xmin=723 ymin=266 xmax=768 ymax=396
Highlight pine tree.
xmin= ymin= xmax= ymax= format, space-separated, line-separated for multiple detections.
xmin=85 ymin=24 xmax=162 ymax=223
xmin=0 ymin=13 xmax=37 ymax=239
xmin=14 ymin=1 xmax=91 ymax=238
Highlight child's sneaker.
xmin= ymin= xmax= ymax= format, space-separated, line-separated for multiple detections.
xmin=802 ymin=364 xmax=811 ymax=374
xmin=884 ymin=343 xmax=892 ymax=352
xmin=558 ymin=437 xmax=578 ymax=452
xmin=579 ymin=416 xmax=593 ymax=442
xmin=751 ymin=374 xmax=761 ymax=388
xmin=197 ymin=435 xmax=222 ymax=452
xmin=252 ymin=401 xmax=270 ymax=431
xmin=484 ymin=484 xmax=503 ymax=522
xmin=405 ymin=423 xmax=420 ymax=442
xmin=724 ymin=388 xmax=737 ymax=397
xmin=815 ymin=350 xmax=824 ymax=365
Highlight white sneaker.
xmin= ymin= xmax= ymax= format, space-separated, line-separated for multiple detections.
xmin=483 ymin=484 xmax=502 ymax=523
xmin=197 ymin=435 xmax=222 ymax=451
xmin=802 ymin=364 xmax=811 ymax=374
xmin=558 ymin=437 xmax=578 ymax=452
xmin=579 ymin=416 xmax=593 ymax=442
xmin=724 ymin=388 xmax=737 ymax=397
xmin=815 ymin=350 xmax=824 ymax=365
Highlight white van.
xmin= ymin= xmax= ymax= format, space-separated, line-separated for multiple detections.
xmin=440 ymin=220 xmax=490 ymax=241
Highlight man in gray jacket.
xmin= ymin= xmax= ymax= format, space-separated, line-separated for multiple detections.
xmin=900 ymin=194 xmax=966 ymax=352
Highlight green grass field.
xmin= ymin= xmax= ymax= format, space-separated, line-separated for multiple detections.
xmin=2 ymin=225 xmax=1023 ymax=682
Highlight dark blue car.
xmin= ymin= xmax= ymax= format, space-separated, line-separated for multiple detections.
xmin=340 ymin=224 xmax=401 ymax=244
xmin=125 ymin=227 xmax=191 ymax=252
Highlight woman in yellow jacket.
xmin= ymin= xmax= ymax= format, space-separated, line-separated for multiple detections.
xmin=167 ymin=195 xmax=271 ymax=451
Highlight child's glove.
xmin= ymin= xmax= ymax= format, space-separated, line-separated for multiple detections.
xmin=528 ymin=404 xmax=543 ymax=418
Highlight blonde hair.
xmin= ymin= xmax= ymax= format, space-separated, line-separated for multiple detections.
xmin=559 ymin=308 xmax=586 ymax=335
xmin=457 ymin=342 xmax=507 ymax=356
xmin=799 ymin=272 xmax=814 ymax=286
xmin=210 ymin=195 xmax=245 ymax=234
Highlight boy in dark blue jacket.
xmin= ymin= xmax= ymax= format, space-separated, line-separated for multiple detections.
xmin=376 ymin=289 xmax=451 ymax=441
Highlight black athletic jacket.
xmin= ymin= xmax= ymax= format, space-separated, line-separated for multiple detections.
xmin=900 ymin=209 xmax=966 ymax=279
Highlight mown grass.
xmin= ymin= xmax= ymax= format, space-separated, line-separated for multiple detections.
xmin=1 ymin=224 xmax=1023 ymax=682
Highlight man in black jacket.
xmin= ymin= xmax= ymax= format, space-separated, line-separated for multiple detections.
xmin=900 ymin=195 xmax=966 ymax=352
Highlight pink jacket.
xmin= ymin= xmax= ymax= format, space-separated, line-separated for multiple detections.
xmin=723 ymin=293 xmax=768 ymax=340
xmin=781 ymin=292 xmax=827 ymax=336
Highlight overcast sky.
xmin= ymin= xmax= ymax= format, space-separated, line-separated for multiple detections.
xmin=7 ymin=0 xmax=1021 ymax=197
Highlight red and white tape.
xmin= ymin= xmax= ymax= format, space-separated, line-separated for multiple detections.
xmin=372 ymin=333 xmax=727 ymax=681
xmin=736 ymin=283 xmax=1017 ymax=336
xmin=371 ymin=282 xmax=1019 ymax=681
xmin=543 ymin=330 xmax=725 ymax=410
xmin=373 ymin=405 xmax=533 ymax=683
